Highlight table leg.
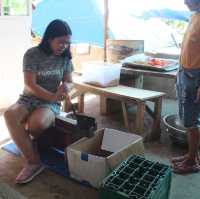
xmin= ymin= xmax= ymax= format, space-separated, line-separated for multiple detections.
xmin=149 ymin=97 xmax=162 ymax=140
xmin=135 ymin=102 xmax=145 ymax=134
xmin=77 ymin=93 xmax=85 ymax=113
xmin=100 ymin=96 xmax=107 ymax=115
xmin=121 ymin=102 xmax=130 ymax=131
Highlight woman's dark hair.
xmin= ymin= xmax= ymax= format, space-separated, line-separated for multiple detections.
xmin=39 ymin=19 xmax=72 ymax=59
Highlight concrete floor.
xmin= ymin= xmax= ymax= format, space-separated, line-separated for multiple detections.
xmin=0 ymin=96 xmax=200 ymax=199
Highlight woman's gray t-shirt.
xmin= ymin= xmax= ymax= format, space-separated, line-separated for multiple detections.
xmin=23 ymin=46 xmax=73 ymax=93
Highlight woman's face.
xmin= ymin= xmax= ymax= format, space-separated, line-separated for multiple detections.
xmin=184 ymin=0 xmax=200 ymax=11
xmin=49 ymin=35 xmax=71 ymax=56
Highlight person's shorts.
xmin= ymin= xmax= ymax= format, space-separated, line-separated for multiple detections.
xmin=17 ymin=94 xmax=61 ymax=115
xmin=176 ymin=68 xmax=200 ymax=128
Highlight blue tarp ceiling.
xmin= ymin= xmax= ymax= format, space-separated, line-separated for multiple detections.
xmin=32 ymin=0 xmax=104 ymax=45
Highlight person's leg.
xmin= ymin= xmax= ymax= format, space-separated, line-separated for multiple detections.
xmin=13 ymin=107 xmax=55 ymax=183
xmin=4 ymin=104 xmax=55 ymax=183
xmin=187 ymin=127 xmax=199 ymax=162
xmin=172 ymin=127 xmax=200 ymax=174
xmin=172 ymin=70 xmax=189 ymax=162
xmin=3 ymin=103 xmax=39 ymax=163
xmin=27 ymin=107 xmax=55 ymax=138
xmin=172 ymin=70 xmax=200 ymax=169
xmin=172 ymin=69 xmax=200 ymax=173
xmin=171 ymin=128 xmax=200 ymax=164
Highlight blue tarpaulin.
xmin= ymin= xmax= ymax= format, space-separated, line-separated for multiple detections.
xmin=32 ymin=0 xmax=104 ymax=45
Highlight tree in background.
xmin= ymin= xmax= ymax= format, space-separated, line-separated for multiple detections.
xmin=164 ymin=19 xmax=188 ymax=36
xmin=2 ymin=0 xmax=28 ymax=15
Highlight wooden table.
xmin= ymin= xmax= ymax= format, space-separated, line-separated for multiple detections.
xmin=74 ymin=80 xmax=165 ymax=140
xmin=121 ymin=66 xmax=177 ymax=88
xmin=121 ymin=67 xmax=177 ymax=79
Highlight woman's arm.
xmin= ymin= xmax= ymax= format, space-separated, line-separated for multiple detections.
xmin=24 ymin=71 xmax=64 ymax=102
xmin=62 ymin=72 xmax=83 ymax=99
xmin=62 ymin=72 xmax=74 ymax=92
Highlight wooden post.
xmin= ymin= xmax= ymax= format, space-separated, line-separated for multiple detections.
xmin=104 ymin=0 xmax=109 ymax=62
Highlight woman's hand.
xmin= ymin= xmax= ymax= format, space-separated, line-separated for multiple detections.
xmin=62 ymin=82 xmax=74 ymax=93
xmin=52 ymin=84 xmax=66 ymax=102
xmin=51 ymin=82 xmax=74 ymax=102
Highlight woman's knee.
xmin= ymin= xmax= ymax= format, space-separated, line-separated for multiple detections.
xmin=4 ymin=107 xmax=18 ymax=124
xmin=27 ymin=108 xmax=55 ymax=137
xmin=4 ymin=108 xmax=13 ymax=121
xmin=28 ymin=119 xmax=46 ymax=134
xmin=4 ymin=104 xmax=28 ymax=124
xmin=28 ymin=117 xmax=54 ymax=137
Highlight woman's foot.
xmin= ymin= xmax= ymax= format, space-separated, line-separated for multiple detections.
xmin=172 ymin=159 xmax=200 ymax=174
xmin=171 ymin=153 xmax=200 ymax=165
xmin=171 ymin=154 xmax=189 ymax=164
xmin=15 ymin=163 xmax=45 ymax=184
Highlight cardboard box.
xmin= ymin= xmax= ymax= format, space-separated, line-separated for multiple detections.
xmin=66 ymin=128 xmax=144 ymax=188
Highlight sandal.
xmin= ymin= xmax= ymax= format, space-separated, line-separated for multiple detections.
xmin=171 ymin=155 xmax=189 ymax=164
xmin=15 ymin=163 xmax=45 ymax=184
xmin=171 ymin=154 xmax=200 ymax=165
xmin=172 ymin=160 xmax=200 ymax=174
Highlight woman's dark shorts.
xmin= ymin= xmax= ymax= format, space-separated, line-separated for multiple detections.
xmin=17 ymin=94 xmax=60 ymax=115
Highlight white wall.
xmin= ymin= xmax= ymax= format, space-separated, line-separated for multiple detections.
xmin=0 ymin=16 xmax=32 ymax=109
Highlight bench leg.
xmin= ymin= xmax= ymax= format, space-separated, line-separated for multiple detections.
xmin=135 ymin=102 xmax=145 ymax=135
xmin=121 ymin=102 xmax=130 ymax=131
xmin=77 ymin=93 xmax=85 ymax=113
xmin=149 ymin=97 xmax=162 ymax=141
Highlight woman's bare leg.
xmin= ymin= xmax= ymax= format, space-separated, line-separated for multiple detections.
xmin=187 ymin=128 xmax=199 ymax=163
xmin=172 ymin=128 xmax=200 ymax=164
xmin=27 ymin=107 xmax=55 ymax=138
xmin=4 ymin=103 xmax=39 ymax=163
xmin=4 ymin=105 xmax=55 ymax=183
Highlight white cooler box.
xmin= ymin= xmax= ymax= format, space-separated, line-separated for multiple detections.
xmin=66 ymin=128 xmax=144 ymax=188
xmin=81 ymin=62 xmax=121 ymax=87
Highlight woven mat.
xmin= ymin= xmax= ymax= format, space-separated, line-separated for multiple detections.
xmin=0 ymin=182 xmax=26 ymax=199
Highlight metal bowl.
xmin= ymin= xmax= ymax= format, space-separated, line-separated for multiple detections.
xmin=162 ymin=114 xmax=187 ymax=146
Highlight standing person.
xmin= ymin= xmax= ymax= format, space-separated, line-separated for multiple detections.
xmin=172 ymin=0 xmax=200 ymax=173
xmin=4 ymin=19 xmax=74 ymax=183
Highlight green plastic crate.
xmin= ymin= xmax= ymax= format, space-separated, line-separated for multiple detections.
xmin=99 ymin=155 xmax=171 ymax=199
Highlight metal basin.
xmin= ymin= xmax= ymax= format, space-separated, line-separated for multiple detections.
xmin=162 ymin=114 xmax=187 ymax=146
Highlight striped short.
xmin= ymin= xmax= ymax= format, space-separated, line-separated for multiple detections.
xmin=17 ymin=94 xmax=61 ymax=115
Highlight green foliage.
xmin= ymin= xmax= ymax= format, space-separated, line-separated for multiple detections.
xmin=163 ymin=19 xmax=188 ymax=35
xmin=2 ymin=0 xmax=27 ymax=15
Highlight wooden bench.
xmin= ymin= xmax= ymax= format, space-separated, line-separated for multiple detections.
xmin=73 ymin=80 xmax=165 ymax=140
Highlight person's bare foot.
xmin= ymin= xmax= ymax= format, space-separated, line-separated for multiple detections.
xmin=172 ymin=158 xmax=200 ymax=174
xmin=15 ymin=163 xmax=45 ymax=184
xmin=171 ymin=153 xmax=200 ymax=165
xmin=171 ymin=154 xmax=189 ymax=164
